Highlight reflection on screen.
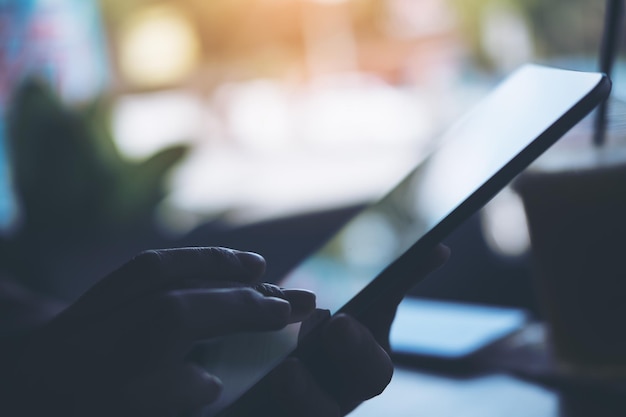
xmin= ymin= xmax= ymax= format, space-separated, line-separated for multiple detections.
xmin=201 ymin=65 xmax=604 ymax=416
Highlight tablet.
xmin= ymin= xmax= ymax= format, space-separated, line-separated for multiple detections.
xmin=200 ymin=64 xmax=610 ymax=416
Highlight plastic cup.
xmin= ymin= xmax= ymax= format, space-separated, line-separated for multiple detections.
xmin=514 ymin=109 xmax=626 ymax=378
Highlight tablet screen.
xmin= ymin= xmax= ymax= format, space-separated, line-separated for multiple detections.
xmin=200 ymin=65 xmax=608 ymax=416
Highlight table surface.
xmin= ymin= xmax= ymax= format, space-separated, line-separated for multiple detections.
xmin=347 ymin=315 xmax=626 ymax=417
xmin=350 ymin=367 xmax=558 ymax=417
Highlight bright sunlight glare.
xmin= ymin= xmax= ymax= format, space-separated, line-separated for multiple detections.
xmin=118 ymin=5 xmax=201 ymax=88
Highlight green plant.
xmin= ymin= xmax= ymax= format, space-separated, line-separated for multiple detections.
xmin=6 ymin=77 xmax=188 ymax=236
xmin=0 ymin=78 xmax=188 ymax=293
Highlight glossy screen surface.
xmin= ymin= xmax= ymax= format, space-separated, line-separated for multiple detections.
xmin=201 ymin=65 xmax=605 ymax=416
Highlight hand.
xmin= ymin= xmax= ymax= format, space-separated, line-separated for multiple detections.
xmin=9 ymin=247 xmax=316 ymax=417
xmin=229 ymin=244 xmax=451 ymax=417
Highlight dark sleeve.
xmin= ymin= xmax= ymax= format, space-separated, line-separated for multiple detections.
xmin=0 ymin=277 xmax=65 ymax=337
xmin=0 ymin=276 xmax=66 ymax=413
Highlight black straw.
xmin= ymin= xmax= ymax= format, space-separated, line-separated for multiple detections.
xmin=594 ymin=0 xmax=624 ymax=147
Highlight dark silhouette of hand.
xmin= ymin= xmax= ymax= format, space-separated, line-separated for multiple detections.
xmin=7 ymin=245 xmax=448 ymax=417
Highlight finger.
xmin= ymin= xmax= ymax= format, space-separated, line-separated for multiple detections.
xmin=159 ymin=288 xmax=292 ymax=339
xmin=69 ymin=247 xmax=267 ymax=318
xmin=360 ymin=244 xmax=451 ymax=350
xmin=125 ymin=363 xmax=222 ymax=417
xmin=119 ymin=287 xmax=293 ymax=367
xmin=253 ymin=284 xmax=316 ymax=323
xmin=55 ymin=284 xmax=315 ymax=366
xmin=155 ymin=247 xmax=267 ymax=286
xmin=269 ymin=358 xmax=340 ymax=417
xmin=133 ymin=286 xmax=313 ymax=341
xmin=282 ymin=289 xmax=316 ymax=323
xmin=320 ymin=314 xmax=393 ymax=406
xmin=188 ymin=283 xmax=317 ymax=323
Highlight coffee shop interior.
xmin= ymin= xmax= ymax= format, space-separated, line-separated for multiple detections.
xmin=1 ymin=0 xmax=625 ymax=416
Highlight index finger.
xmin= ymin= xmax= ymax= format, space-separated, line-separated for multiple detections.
xmin=70 ymin=247 xmax=267 ymax=318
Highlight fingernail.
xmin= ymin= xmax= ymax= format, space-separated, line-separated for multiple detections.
xmin=234 ymin=251 xmax=266 ymax=274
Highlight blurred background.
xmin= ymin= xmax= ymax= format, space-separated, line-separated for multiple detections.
xmin=0 ymin=0 xmax=618 ymax=307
